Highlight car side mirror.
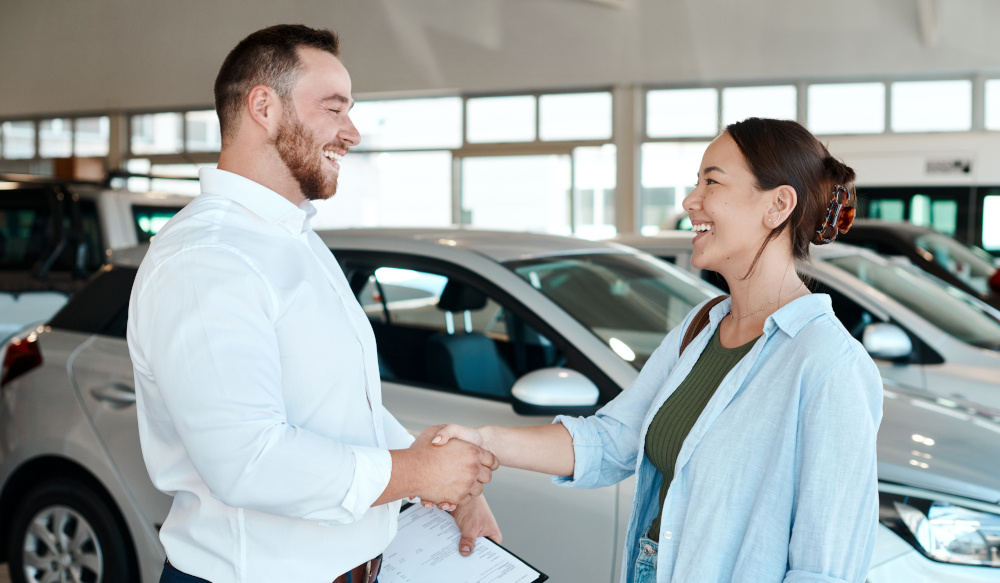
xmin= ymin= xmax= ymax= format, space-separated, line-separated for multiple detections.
xmin=511 ymin=368 xmax=600 ymax=416
xmin=862 ymin=323 xmax=913 ymax=361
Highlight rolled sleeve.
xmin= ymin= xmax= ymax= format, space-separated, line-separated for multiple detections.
xmin=550 ymin=415 xmax=608 ymax=488
xmin=338 ymin=445 xmax=392 ymax=521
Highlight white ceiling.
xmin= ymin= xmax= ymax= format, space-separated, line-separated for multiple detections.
xmin=2 ymin=0 xmax=1000 ymax=117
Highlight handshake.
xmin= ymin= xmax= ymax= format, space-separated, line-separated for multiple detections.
xmin=401 ymin=424 xmax=495 ymax=511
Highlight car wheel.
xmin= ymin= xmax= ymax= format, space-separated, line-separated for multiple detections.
xmin=6 ymin=478 xmax=136 ymax=583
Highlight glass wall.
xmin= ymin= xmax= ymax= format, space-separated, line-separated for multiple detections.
xmin=891 ymin=80 xmax=972 ymax=133
xmin=808 ymin=82 xmax=885 ymax=134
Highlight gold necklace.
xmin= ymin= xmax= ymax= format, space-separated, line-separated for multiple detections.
xmin=730 ymin=281 xmax=805 ymax=322
xmin=730 ymin=298 xmax=775 ymax=322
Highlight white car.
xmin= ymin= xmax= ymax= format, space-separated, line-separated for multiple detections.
xmin=615 ymin=231 xmax=1000 ymax=411
xmin=0 ymin=228 xmax=998 ymax=582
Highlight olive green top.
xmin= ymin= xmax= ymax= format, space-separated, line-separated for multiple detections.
xmin=644 ymin=326 xmax=758 ymax=537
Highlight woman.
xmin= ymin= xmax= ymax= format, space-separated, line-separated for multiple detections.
xmin=432 ymin=118 xmax=883 ymax=583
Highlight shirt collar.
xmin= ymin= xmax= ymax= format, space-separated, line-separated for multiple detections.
xmin=707 ymin=293 xmax=833 ymax=338
xmin=199 ymin=168 xmax=316 ymax=235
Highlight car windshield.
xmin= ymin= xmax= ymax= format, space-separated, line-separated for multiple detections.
xmin=914 ymin=232 xmax=997 ymax=295
xmin=825 ymin=253 xmax=1000 ymax=350
xmin=505 ymin=252 xmax=717 ymax=369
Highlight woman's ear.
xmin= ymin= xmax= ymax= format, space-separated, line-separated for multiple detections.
xmin=766 ymin=185 xmax=798 ymax=228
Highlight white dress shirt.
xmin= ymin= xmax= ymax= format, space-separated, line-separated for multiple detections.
xmin=128 ymin=168 xmax=413 ymax=583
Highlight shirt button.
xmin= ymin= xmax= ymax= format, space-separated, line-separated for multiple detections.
xmin=663 ymin=531 xmax=672 ymax=540
xmin=642 ymin=543 xmax=654 ymax=556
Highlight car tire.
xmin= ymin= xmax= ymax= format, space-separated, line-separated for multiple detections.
xmin=6 ymin=478 xmax=136 ymax=583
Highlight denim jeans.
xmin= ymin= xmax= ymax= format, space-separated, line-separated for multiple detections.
xmin=634 ymin=533 xmax=658 ymax=583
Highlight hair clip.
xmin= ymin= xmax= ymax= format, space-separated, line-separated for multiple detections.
xmin=813 ymin=185 xmax=856 ymax=244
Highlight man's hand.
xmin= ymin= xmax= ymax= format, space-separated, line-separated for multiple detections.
xmin=452 ymin=494 xmax=502 ymax=557
xmin=380 ymin=425 xmax=498 ymax=507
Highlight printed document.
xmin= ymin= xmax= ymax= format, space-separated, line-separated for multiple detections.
xmin=379 ymin=504 xmax=547 ymax=583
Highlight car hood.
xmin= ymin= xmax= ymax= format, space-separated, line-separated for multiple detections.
xmin=878 ymin=380 xmax=1000 ymax=503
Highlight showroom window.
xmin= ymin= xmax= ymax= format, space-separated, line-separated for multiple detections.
xmin=985 ymin=80 xmax=1000 ymax=131
xmin=131 ymin=112 xmax=184 ymax=155
xmin=39 ymin=118 xmax=73 ymax=159
xmin=808 ymin=82 xmax=886 ymax=135
xmin=74 ymin=117 xmax=110 ymax=157
xmin=185 ymin=111 xmax=222 ymax=153
xmin=312 ymin=151 xmax=453 ymax=230
xmin=1 ymin=121 xmax=36 ymax=159
xmin=646 ymin=88 xmax=718 ymax=138
xmin=639 ymin=142 xmax=709 ymax=235
xmin=891 ymin=80 xmax=972 ymax=133
xmin=721 ymin=85 xmax=797 ymax=127
xmin=466 ymin=95 xmax=537 ymax=143
xmin=351 ymin=97 xmax=462 ymax=150
xmin=539 ymin=92 xmax=613 ymax=141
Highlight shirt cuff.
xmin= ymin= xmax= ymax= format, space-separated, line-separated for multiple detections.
xmin=340 ymin=445 xmax=392 ymax=522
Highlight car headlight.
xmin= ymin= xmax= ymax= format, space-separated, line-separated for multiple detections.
xmin=880 ymin=492 xmax=1000 ymax=567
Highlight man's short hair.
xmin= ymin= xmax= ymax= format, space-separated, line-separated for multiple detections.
xmin=214 ymin=24 xmax=340 ymax=144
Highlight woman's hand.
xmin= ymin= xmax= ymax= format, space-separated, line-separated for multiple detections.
xmin=430 ymin=424 xmax=490 ymax=451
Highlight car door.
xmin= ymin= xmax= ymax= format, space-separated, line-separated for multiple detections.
xmin=57 ymin=269 xmax=173 ymax=538
xmin=338 ymin=252 xmax=623 ymax=583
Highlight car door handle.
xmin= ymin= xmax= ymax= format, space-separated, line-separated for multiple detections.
xmin=90 ymin=383 xmax=137 ymax=408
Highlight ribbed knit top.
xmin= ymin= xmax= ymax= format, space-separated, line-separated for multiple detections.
xmin=644 ymin=325 xmax=758 ymax=537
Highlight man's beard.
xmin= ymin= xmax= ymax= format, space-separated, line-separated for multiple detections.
xmin=272 ymin=110 xmax=338 ymax=201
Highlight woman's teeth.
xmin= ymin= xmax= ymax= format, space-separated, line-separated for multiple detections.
xmin=323 ymin=150 xmax=343 ymax=162
xmin=692 ymin=223 xmax=714 ymax=232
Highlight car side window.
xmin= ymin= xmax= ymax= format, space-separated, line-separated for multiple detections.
xmin=0 ymin=189 xmax=53 ymax=271
xmin=355 ymin=265 xmax=564 ymax=400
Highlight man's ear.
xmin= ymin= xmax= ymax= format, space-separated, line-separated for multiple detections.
xmin=766 ymin=185 xmax=798 ymax=228
xmin=246 ymin=84 xmax=282 ymax=136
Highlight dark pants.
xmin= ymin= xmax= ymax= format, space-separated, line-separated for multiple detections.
xmin=159 ymin=560 xmax=378 ymax=583
xmin=160 ymin=560 xmax=211 ymax=583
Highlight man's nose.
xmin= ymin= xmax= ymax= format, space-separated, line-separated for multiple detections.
xmin=341 ymin=116 xmax=361 ymax=147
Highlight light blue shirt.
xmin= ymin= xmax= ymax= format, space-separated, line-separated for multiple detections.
xmin=554 ymin=294 xmax=882 ymax=583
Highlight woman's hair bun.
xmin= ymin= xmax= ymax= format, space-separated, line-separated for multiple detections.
xmin=822 ymin=156 xmax=856 ymax=187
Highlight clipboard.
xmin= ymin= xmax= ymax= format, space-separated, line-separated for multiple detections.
xmin=378 ymin=503 xmax=548 ymax=583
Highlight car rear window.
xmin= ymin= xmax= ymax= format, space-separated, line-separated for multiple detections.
xmin=48 ymin=266 xmax=137 ymax=338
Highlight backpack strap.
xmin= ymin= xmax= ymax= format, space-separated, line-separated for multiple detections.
xmin=679 ymin=295 xmax=729 ymax=355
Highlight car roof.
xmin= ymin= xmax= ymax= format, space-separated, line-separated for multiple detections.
xmin=613 ymin=231 xmax=876 ymax=260
xmin=316 ymin=228 xmax=627 ymax=263
xmin=110 ymin=228 xmax=631 ymax=268
xmin=846 ymin=219 xmax=933 ymax=237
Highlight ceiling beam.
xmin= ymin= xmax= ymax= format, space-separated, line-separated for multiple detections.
xmin=581 ymin=0 xmax=629 ymax=9
xmin=917 ymin=0 xmax=939 ymax=47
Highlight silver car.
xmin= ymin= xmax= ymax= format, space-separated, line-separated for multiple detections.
xmin=616 ymin=231 xmax=1000 ymax=411
xmin=1 ymin=228 xmax=998 ymax=582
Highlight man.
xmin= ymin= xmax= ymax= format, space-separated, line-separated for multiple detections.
xmin=128 ymin=25 xmax=500 ymax=583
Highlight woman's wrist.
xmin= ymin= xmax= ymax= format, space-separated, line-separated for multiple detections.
xmin=479 ymin=425 xmax=500 ymax=463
